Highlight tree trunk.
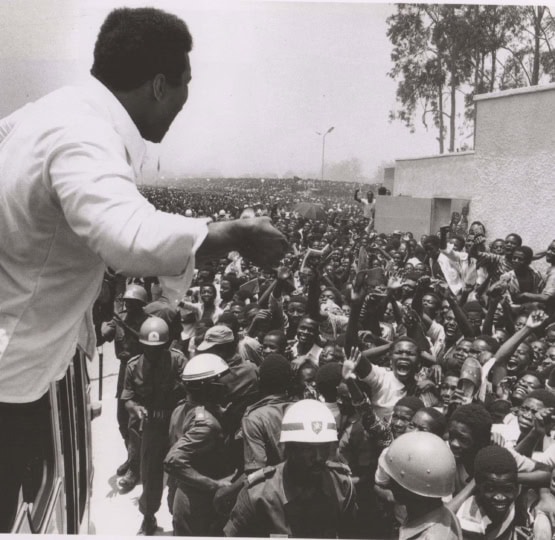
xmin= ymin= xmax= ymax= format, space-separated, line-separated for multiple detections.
xmin=532 ymin=6 xmax=544 ymax=85
xmin=449 ymin=65 xmax=456 ymax=152
xmin=491 ymin=49 xmax=496 ymax=92
xmin=438 ymin=83 xmax=445 ymax=154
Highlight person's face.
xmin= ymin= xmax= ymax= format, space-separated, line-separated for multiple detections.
xmin=342 ymin=304 xmax=351 ymax=318
xmin=197 ymin=269 xmax=211 ymax=283
xmin=531 ymin=340 xmax=548 ymax=365
xmin=422 ymin=294 xmax=439 ymax=316
xmin=511 ymin=250 xmax=529 ymax=272
xmin=490 ymin=240 xmax=505 ymax=255
xmin=540 ymin=346 xmax=555 ymax=374
xmin=319 ymin=345 xmax=344 ymax=366
xmin=220 ymin=280 xmax=233 ymax=301
xmin=286 ymin=442 xmax=333 ymax=481
xmin=217 ymin=258 xmax=228 ymax=273
xmin=506 ymin=343 xmax=531 ymax=376
xmin=492 ymin=304 xmax=504 ymax=326
xmin=390 ymin=405 xmax=415 ymax=439
xmin=546 ymin=241 xmax=555 ymax=265
xmin=124 ymin=298 xmax=144 ymax=315
xmin=441 ymin=376 xmax=460 ymax=404
xmin=230 ymin=305 xmax=246 ymax=328
xmin=517 ymin=397 xmax=544 ymax=433
xmin=453 ymin=340 xmax=472 ymax=369
xmin=319 ymin=289 xmax=336 ymax=306
xmin=476 ymin=472 xmax=518 ymax=523
xmin=340 ymin=257 xmax=350 ymax=269
xmin=465 ymin=234 xmax=475 ymax=252
xmin=452 ymin=237 xmax=464 ymax=251
xmin=546 ymin=329 xmax=555 ymax=346
xmin=466 ymin=311 xmax=483 ymax=334
xmin=504 ymin=235 xmax=520 ymax=257
xmin=424 ymin=242 xmax=439 ymax=258
xmin=448 ymin=421 xmax=476 ymax=463
xmin=514 ymin=315 xmax=527 ymax=332
xmin=298 ymin=365 xmax=317 ymax=386
xmin=416 ymin=263 xmax=430 ymax=277
xmin=493 ymin=328 xmax=509 ymax=345
xmin=262 ymin=335 xmax=284 ymax=358
xmin=511 ymin=374 xmax=542 ymax=403
xmin=406 ymin=410 xmax=438 ymax=434
xmin=391 ymin=341 xmax=420 ymax=382
xmin=470 ymin=339 xmax=490 ymax=359
xmin=145 ymin=53 xmax=192 ymax=143
xmin=200 ymin=285 xmax=215 ymax=305
xmin=299 ymin=268 xmax=314 ymax=285
xmin=441 ymin=299 xmax=450 ymax=318
xmin=392 ymin=251 xmax=403 ymax=264
xmin=296 ymin=319 xmax=318 ymax=345
xmin=287 ymin=302 xmax=306 ymax=327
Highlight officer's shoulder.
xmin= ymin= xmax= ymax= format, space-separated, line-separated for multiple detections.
xmin=326 ymin=460 xmax=352 ymax=476
xmin=127 ymin=354 xmax=141 ymax=366
xmin=246 ymin=466 xmax=276 ymax=489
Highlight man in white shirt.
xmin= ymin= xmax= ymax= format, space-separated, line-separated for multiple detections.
xmin=0 ymin=7 xmax=287 ymax=532
xmin=355 ymin=336 xmax=422 ymax=420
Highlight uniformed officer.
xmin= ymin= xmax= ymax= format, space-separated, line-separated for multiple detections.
xmin=224 ymin=399 xmax=358 ymax=538
xmin=120 ymin=316 xmax=187 ymax=536
xmin=101 ymin=283 xmax=149 ymax=485
xmin=164 ymin=353 xmax=234 ymax=536
xmin=383 ymin=431 xmax=462 ymax=540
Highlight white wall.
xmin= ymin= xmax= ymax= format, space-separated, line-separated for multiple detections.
xmin=390 ymin=84 xmax=555 ymax=252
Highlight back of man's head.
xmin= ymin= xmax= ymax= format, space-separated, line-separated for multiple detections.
xmin=91 ymin=7 xmax=193 ymax=91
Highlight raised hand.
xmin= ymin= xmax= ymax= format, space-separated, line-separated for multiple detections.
xmin=526 ymin=310 xmax=548 ymax=329
xmin=342 ymin=347 xmax=361 ymax=380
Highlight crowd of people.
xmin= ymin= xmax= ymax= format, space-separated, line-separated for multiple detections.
xmin=95 ymin=178 xmax=555 ymax=538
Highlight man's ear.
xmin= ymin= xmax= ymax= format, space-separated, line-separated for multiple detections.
xmin=152 ymin=74 xmax=166 ymax=101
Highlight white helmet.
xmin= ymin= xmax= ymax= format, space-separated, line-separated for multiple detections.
xmin=280 ymin=399 xmax=337 ymax=443
xmin=181 ymin=353 xmax=229 ymax=382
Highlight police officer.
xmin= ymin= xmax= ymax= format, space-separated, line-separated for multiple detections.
xmin=101 ymin=283 xmax=149 ymax=485
xmin=164 ymin=353 xmax=234 ymax=536
xmin=120 ymin=316 xmax=187 ymax=536
xmin=224 ymin=399 xmax=357 ymax=538
xmin=383 ymin=431 xmax=462 ymax=540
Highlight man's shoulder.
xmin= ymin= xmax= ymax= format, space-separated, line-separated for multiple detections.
xmin=244 ymin=395 xmax=292 ymax=418
xmin=127 ymin=354 xmax=143 ymax=367
xmin=326 ymin=460 xmax=352 ymax=477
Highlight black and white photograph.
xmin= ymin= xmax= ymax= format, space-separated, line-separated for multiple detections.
xmin=1 ymin=0 xmax=555 ymax=538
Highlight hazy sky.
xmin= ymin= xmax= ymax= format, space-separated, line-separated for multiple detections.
xmin=0 ymin=0 xmax=444 ymax=180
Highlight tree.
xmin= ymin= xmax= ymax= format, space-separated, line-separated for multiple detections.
xmin=387 ymin=4 xmax=555 ymax=154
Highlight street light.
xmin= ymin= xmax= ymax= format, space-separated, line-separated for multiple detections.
xmin=316 ymin=126 xmax=334 ymax=181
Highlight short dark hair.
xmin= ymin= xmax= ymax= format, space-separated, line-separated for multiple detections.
xmin=506 ymin=233 xmax=522 ymax=246
xmin=450 ymin=403 xmax=493 ymax=450
xmin=474 ymin=445 xmax=517 ymax=483
xmin=513 ymin=245 xmax=533 ymax=263
xmin=91 ymin=7 xmax=193 ymax=91
xmin=423 ymin=235 xmax=440 ymax=248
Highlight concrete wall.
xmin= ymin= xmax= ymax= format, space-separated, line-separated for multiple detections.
xmin=374 ymin=196 xmax=432 ymax=237
xmin=472 ymin=86 xmax=555 ymax=252
xmin=389 ymin=84 xmax=555 ymax=252
xmin=393 ymin=152 xmax=476 ymax=199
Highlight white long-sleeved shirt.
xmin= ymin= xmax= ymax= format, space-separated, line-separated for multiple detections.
xmin=0 ymin=77 xmax=208 ymax=402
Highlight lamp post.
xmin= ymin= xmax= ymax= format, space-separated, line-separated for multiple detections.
xmin=317 ymin=126 xmax=334 ymax=181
